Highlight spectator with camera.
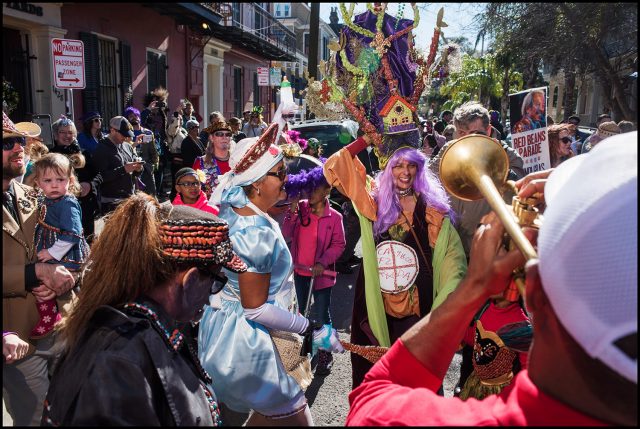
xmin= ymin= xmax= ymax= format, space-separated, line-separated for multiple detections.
xmin=94 ymin=116 xmax=144 ymax=215
xmin=141 ymin=88 xmax=170 ymax=199
xmin=126 ymin=106 xmax=158 ymax=196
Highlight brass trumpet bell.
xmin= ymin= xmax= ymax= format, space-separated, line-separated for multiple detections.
xmin=439 ymin=134 xmax=509 ymax=201
xmin=439 ymin=134 xmax=540 ymax=301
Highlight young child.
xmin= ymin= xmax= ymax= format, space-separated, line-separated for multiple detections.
xmin=282 ymin=162 xmax=346 ymax=375
xmin=32 ymin=153 xmax=89 ymax=338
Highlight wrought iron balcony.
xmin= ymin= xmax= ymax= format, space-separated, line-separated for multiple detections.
xmin=201 ymin=3 xmax=297 ymax=61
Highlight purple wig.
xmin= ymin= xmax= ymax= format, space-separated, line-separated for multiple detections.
xmin=285 ymin=158 xmax=328 ymax=200
xmin=123 ymin=106 xmax=141 ymax=119
xmin=372 ymin=147 xmax=453 ymax=238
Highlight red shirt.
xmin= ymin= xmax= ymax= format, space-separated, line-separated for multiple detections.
xmin=216 ymin=158 xmax=230 ymax=175
xmin=294 ymin=212 xmax=319 ymax=277
xmin=346 ymin=340 xmax=608 ymax=426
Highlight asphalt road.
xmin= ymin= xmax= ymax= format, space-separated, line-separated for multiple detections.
xmin=3 ymin=258 xmax=461 ymax=426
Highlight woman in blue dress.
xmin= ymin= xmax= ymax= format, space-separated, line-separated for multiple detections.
xmin=199 ymin=124 xmax=344 ymax=425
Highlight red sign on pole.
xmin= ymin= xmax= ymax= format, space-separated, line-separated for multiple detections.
xmin=52 ymin=38 xmax=85 ymax=89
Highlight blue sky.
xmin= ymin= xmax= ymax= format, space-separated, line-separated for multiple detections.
xmin=319 ymin=3 xmax=487 ymax=52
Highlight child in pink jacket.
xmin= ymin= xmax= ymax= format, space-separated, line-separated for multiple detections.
xmin=282 ymin=163 xmax=346 ymax=375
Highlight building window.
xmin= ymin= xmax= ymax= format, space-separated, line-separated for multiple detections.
xmin=234 ymin=66 xmax=243 ymax=117
xmin=322 ymin=36 xmax=329 ymax=61
xmin=253 ymin=71 xmax=261 ymax=107
xmin=147 ymin=49 xmax=167 ymax=93
xmin=303 ymin=32 xmax=310 ymax=57
xmin=98 ymin=38 xmax=119 ymax=126
xmin=552 ymin=86 xmax=559 ymax=108
xmin=232 ymin=3 xmax=241 ymax=24
xmin=274 ymin=3 xmax=291 ymax=18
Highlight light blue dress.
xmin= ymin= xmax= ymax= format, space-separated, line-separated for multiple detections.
xmin=198 ymin=203 xmax=302 ymax=414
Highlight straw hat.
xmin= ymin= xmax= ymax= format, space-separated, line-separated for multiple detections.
xmin=596 ymin=121 xmax=621 ymax=138
xmin=3 ymin=111 xmax=41 ymax=139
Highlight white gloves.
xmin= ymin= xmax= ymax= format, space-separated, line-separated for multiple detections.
xmin=312 ymin=324 xmax=345 ymax=356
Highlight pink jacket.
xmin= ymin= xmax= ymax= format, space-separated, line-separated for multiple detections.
xmin=172 ymin=190 xmax=218 ymax=215
xmin=282 ymin=199 xmax=346 ymax=290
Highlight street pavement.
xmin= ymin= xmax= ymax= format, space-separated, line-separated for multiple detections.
xmin=3 ymin=259 xmax=461 ymax=427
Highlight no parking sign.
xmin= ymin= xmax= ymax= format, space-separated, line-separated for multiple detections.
xmin=51 ymin=38 xmax=85 ymax=89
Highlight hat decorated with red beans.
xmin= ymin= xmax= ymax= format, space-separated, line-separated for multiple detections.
xmin=158 ymin=203 xmax=247 ymax=273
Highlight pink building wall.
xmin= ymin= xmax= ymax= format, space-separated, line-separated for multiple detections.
xmin=223 ymin=50 xmax=273 ymax=122
xmin=61 ymin=3 xmax=188 ymax=119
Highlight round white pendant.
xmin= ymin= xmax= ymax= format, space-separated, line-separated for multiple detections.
xmin=376 ymin=240 xmax=419 ymax=294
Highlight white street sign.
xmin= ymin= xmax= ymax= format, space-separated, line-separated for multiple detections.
xmin=52 ymin=38 xmax=85 ymax=89
xmin=257 ymin=66 xmax=269 ymax=86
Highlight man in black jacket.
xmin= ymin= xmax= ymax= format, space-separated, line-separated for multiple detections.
xmin=93 ymin=116 xmax=144 ymax=215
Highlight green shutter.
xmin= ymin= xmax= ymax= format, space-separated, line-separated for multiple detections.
xmin=147 ymin=50 xmax=157 ymax=92
xmin=158 ymin=53 xmax=167 ymax=89
xmin=119 ymin=41 xmax=132 ymax=107
xmin=80 ymin=32 xmax=100 ymax=114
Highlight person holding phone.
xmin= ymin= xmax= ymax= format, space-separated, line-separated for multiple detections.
xmin=125 ymin=107 xmax=159 ymax=196
xmin=94 ymin=116 xmax=144 ymax=215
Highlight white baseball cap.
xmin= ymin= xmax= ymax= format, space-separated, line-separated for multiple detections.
xmin=538 ymin=132 xmax=637 ymax=383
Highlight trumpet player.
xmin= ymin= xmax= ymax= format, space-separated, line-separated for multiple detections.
xmin=347 ymin=133 xmax=637 ymax=426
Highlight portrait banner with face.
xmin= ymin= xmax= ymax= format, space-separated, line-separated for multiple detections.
xmin=509 ymin=87 xmax=550 ymax=174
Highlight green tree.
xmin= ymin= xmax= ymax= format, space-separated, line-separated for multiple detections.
xmin=477 ymin=3 xmax=637 ymax=121
xmin=438 ymin=53 xmax=523 ymax=113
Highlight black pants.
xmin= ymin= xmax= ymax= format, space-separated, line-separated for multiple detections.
xmin=78 ymin=194 xmax=98 ymax=244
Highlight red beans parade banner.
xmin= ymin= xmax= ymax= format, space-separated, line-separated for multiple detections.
xmin=509 ymin=87 xmax=550 ymax=174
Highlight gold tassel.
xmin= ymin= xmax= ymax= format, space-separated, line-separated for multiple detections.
xmin=459 ymin=371 xmax=510 ymax=401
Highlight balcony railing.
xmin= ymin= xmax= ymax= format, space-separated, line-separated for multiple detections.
xmin=201 ymin=3 xmax=297 ymax=60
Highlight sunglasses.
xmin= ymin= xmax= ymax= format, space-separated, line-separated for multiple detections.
xmin=177 ymin=181 xmax=201 ymax=188
xmin=265 ymin=166 xmax=287 ymax=182
xmin=560 ymin=137 xmax=573 ymax=144
xmin=198 ymin=267 xmax=228 ymax=295
xmin=3 ymin=136 xmax=26 ymax=150
xmin=93 ymin=118 xmax=102 ymax=122
xmin=213 ymin=131 xmax=232 ymax=137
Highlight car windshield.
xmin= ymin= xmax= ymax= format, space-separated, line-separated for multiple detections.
xmin=292 ymin=124 xmax=356 ymax=158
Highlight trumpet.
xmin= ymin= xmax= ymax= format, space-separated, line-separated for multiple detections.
xmin=439 ymin=134 xmax=542 ymax=301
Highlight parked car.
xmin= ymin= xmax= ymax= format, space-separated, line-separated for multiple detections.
xmin=289 ymin=119 xmax=359 ymax=159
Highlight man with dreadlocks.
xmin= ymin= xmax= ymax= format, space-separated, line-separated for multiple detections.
xmin=42 ymin=193 xmax=247 ymax=425
xmin=317 ymin=4 xmax=467 ymax=389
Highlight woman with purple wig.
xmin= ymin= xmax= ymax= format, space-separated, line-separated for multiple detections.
xmin=324 ymin=133 xmax=467 ymax=389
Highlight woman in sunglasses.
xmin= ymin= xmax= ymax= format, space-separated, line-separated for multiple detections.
xmin=172 ymin=167 xmax=218 ymax=215
xmin=193 ymin=121 xmax=233 ymax=199
xmin=200 ymin=123 xmax=343 ymax=426
xmin=548 ymin=123 xmax=576 ymax=168
xmin=77 ymin=111 xmax=104 ymax=155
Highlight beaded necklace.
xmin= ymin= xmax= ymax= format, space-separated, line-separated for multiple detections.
xmin=396 ymin=188 xmax=414 ymax=198
xmin=123 ymin=302 xmax=185 ymax=351
xmin=123 ymin=301 xmax=222 ymax=425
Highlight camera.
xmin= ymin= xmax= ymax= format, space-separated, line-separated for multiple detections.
xmin=156 ymin=101 xmax=167 ymax=109
xmin=173 ymin=111 xmax=180 ymax=118
xmin=142 ymin=133 xmax=153 ymax=143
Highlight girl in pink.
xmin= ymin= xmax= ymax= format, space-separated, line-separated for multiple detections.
xmin=282 ymin=163 xmax=346 ymax=375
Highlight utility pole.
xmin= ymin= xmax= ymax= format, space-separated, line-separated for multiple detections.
xmin=307 ymin=2 xmax=320 ymax=119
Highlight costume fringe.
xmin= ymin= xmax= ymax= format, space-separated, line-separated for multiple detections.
xmin=340 ymin=340 xmax=388 ymax=364
xmin=459 ymin=371 xmax=510 ymax=401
